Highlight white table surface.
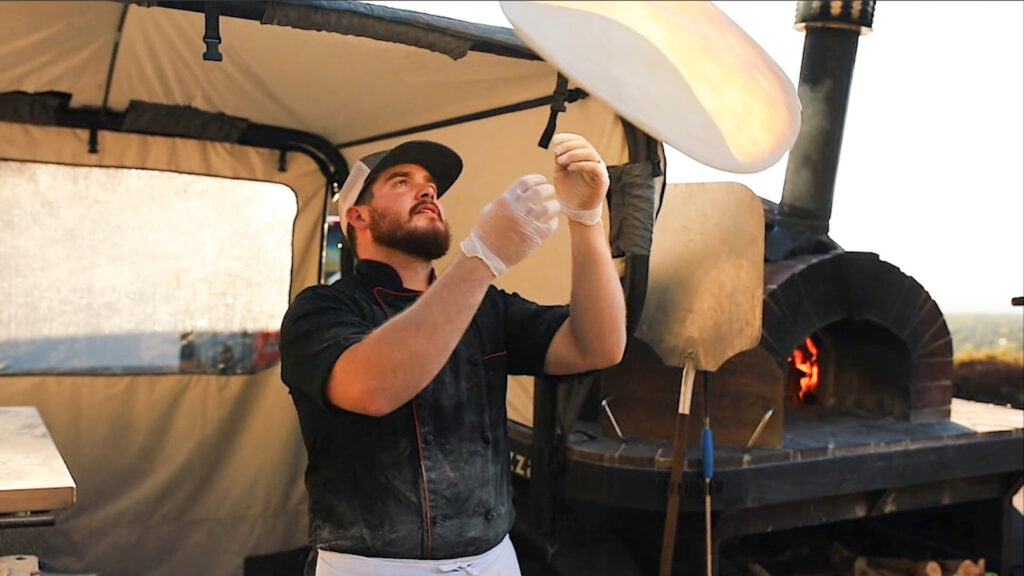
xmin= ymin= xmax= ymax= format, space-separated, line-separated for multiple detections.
xmin=0 ymin=406 xmax=76 ymax=515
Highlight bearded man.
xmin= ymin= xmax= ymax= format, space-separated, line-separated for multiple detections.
xmin=279 ymin=134 xmax=625 ymax=576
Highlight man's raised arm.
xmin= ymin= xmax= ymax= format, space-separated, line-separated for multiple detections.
xmin=543 ymin=133 xmax=628 ymax=375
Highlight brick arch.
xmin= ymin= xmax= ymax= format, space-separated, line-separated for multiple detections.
xmin=759 ymin=252 xmax=953 ymax=421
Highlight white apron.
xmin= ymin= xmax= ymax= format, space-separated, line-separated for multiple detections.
xmin=315 ymin=534 xmax=522 ymax=576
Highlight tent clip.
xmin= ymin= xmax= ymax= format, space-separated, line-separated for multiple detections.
xmin=203 ymin=3 xmax=223 ymax=62
xmin=537 ymin=74 xmax=569 ymax=149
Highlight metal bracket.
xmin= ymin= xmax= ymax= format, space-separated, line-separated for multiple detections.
xmin=0 ymin=511 xmax=57 ymax=530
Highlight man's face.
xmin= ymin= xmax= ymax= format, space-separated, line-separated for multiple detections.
xmin=365 ymin=163 xmax=451 ymax=261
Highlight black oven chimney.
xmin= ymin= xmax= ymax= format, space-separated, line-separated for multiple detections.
xmin=779 ymin=1 xmax=875 ymax=234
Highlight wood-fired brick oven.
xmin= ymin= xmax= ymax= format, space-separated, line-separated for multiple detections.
xmin=507 ymin=2 xmax=1023 ymax=575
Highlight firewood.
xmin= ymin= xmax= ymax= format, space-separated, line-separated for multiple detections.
xmin=743 ymin=560 xmax=772 ymax=576
xmin=829 ymin=542 xmax=857 ymax=571
xmin=853 ymin=557 xmax=882 ymax=576
xmin=853 ymin=556 xmax=902 ymax=576
xmin=871 ymin=557 xmax=942 ymax=576
xmin=937 ymin=558 xmax=985 ymax=576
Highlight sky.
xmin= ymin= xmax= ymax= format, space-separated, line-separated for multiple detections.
xmin=366 ymin=1 xmax=1023 ymax=314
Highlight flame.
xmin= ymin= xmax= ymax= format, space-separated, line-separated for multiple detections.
xmin=790 ymin=337 xmax=820 ymax=402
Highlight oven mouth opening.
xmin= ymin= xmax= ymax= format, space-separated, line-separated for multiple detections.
xmin=784 ymin=320 xmax=913 ymax=419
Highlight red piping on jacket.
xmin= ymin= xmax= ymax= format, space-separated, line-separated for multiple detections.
xmin=372 ymin=287 xmax=433 ymax=557
xmin=410 ymin=403 xmax=433 ymax=557
xmin=372 ymin=286 xmax=422 ymax=312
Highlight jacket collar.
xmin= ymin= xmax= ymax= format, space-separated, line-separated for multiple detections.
xmin=354 ymin=259 xmax=435 ymax=293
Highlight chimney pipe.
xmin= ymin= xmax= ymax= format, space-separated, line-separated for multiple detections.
xmin=779 ymin=1 xmax=874 ymax=234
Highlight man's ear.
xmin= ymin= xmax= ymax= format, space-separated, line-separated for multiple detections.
xmin=346 ymin=205 xmax=370 ymax=232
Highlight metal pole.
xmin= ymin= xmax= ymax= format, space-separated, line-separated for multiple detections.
xmin=531 ymin=375 xmax=558 ymax=537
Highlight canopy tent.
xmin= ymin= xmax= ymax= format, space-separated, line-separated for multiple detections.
xmin=0 ymin=2 xmax=654 ymax=574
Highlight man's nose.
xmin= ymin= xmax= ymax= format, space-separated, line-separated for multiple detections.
xmin=417 ymin=183 xmax=438 ymax=201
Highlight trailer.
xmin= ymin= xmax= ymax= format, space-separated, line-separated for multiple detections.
xmin=0 ymin=2 xmax=1020 ymax=576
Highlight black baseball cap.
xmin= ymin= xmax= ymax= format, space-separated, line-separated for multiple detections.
xmin=337 ymin=140 xmax=463 ymax=238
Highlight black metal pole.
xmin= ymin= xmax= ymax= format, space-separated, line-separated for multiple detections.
xmin=531 ymin=375 xmax=558 ymax=537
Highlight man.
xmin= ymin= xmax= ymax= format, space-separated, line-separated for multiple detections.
xmin=279 ymin=133 xmax=626 ymax=576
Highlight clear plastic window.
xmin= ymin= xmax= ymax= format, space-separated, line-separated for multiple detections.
xmin=0 ymin=161 xmax=296 ymax=375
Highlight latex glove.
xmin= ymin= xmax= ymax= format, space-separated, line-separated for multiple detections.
xmin=550 ymin=132 xmax=609 ymax=225
xmin=461 ymin=174 xmax=560 ymax=277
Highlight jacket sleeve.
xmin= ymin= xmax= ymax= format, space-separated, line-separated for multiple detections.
xmin=499 ymin=288 xmax=570 ymax=376
xmin=279 ymin=285 xmax=374 ymax=409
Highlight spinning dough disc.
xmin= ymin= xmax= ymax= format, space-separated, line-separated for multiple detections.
xmin=500 ymin=1 xmax=801 ymax=174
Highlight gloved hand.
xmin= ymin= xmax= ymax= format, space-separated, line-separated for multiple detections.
xmin=461 ymin=174 xmax=561 ymax=277
xmin=550 ymin=132 xmax=610 ymax=226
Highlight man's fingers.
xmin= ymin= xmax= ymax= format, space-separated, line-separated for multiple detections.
xmin=520 ymin=182 xmax=556 ymax=205
xmin=555 ymin=147 xmax=602 ymax=167
xmin=530 ymin=198 xmax=561 ymax=221
xmin=565 ymin=160 xmax=608 ymax=175
xmin=552 ymin=137 xmax=595 ymax=158
xmin=551 ymin=135 xmax=598 ymax=160
xmin=549 ymin=132 xmax=584 ymax=150
xmin=541 ymin=215 xmax=559 ymax=236
xmin=512 ymin=174 xmax=549 ymax=193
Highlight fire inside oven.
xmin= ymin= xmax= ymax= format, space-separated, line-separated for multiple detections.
xmin=785 ymin=319 xmax=913 ymax=418
xmin=789 ymin=336 xmax=821 ymax=404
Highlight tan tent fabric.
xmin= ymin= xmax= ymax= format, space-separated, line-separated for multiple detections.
xmin=0 ymin=2 xmax=124 ymax=108
xmin=0 ymin=2 xmax=631 ymax=573
xmin=0 ymin=3 xmax=557 ymax=142
xmin=0 ymin=372 xmax=306 ymax=575
xmin=109 ymin=4 xmax=555 ymax=144
xmin=0 ymin=123 xmax=326 ymax=575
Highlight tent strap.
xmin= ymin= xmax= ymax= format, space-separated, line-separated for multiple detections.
xmin=536 ymin=74 xmax=569 ymax=149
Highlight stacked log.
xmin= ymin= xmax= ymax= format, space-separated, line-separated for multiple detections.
xmin=740 ymin=542 xmax=987 ymax=576
xmin=852 ymin=556 xmax=985 ymax=576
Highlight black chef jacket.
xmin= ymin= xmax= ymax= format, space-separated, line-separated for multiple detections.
xmin=279 ymin=259 xmax=569 ymax=559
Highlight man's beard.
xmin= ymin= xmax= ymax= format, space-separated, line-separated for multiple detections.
xmin=368 ymin=203 xmax=451 ymax=261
